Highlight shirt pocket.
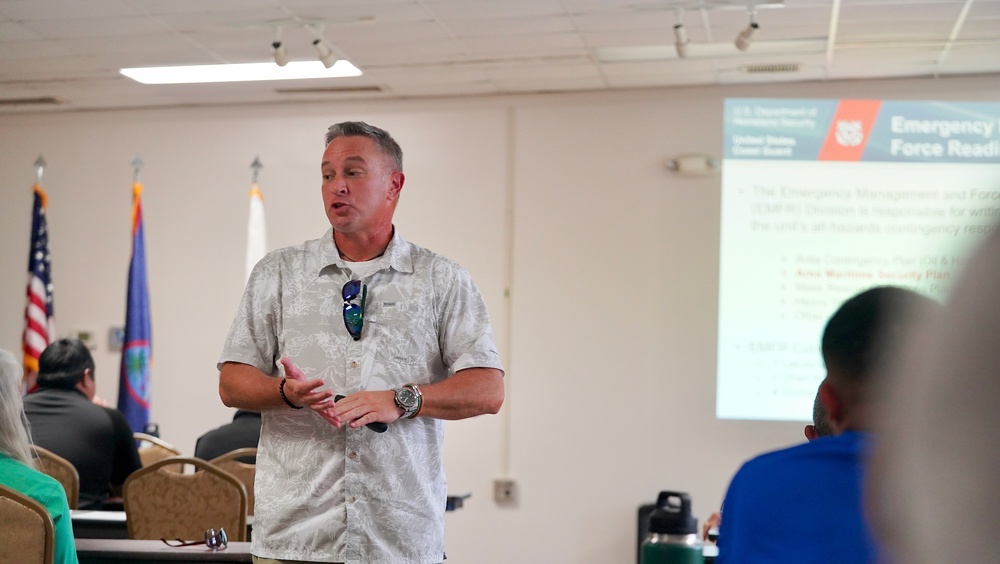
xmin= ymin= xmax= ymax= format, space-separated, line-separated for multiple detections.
xmin=371 ymin=301 xmax=438 ymax=367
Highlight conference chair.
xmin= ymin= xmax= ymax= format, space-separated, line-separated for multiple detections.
xmin=31 ymin=445 xmax=80 ymax=510
xmin=123 ymin=456 xmax=247 ymax=542
xmin=134 ymin=432 xmax=182 ymax=468
xmin=0 ymin=483 xmax=55 ymax=564
xmin=209 ymin=448 xmax=257 ymax=516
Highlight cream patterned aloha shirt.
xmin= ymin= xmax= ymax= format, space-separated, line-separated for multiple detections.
xmin=218 ymin=228 xmax=503 ymax=564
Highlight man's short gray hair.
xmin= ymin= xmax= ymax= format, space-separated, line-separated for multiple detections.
xmin=325 ymin=121 xmax=403 ymax=172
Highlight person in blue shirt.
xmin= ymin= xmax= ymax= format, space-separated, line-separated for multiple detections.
xmin=716 ymin=286 xmax=939 ymax=564
xmin=703 ymin=386 xmax=834 ymax=542
xmin=0 ymin=348 xmax=78 ymax=564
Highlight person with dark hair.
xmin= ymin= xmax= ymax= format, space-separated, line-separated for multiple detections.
xmin=24 ymin=338 xmax=142 ymax=509
xmin=703 ymin=385 xmax=835 ymax=542
xmin=194 ymin=409 xmax=261 ymax=462
xmin=716 ymin=286 xmax=938 ymax=564
xmin=218 ymin=121 xmax=504 ymax=563
xmin=0 ymin=348 xmax=79 ymax=563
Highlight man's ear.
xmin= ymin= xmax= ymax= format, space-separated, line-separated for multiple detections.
xmin=804 ymin=424 xmax=818 ymax=441
xmin=388 ymin=171 xmax=405 ymax=200
xmin=819 ymin=379 xmax=845 ymax=434
xmin=77 ymin=368 xmax=96 ymax=399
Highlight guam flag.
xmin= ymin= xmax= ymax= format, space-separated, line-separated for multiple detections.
xmin=118 ymin=181 xmax=152 ymax=433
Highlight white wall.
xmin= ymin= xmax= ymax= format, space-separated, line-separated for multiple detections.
xmin=2 ymin=75 xmax=998 ymax=562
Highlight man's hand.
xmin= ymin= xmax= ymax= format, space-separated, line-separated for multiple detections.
xmin=323 ymin=390 xmax=401 ymax=429
xmin=702 ymin=511 xmax=722 ymax=542
xmin=278 ymin=357 xmax=335 ymax=416
xmin=278 ymin=357 xmax=395 ymax=429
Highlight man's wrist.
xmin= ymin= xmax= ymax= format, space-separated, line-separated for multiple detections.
xmin=393 ymin=383 xmax=422 ymax=419
xmin=279 ymin=377 xmax=303 ymax=409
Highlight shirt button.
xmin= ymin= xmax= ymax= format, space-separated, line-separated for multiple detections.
xmin=349 ymin=496 xmax=357 ymax=503
xmin=350 ymin=361 xmax=358 ymax=368
xmin=348 ymin=451 xmax=357 ymax=459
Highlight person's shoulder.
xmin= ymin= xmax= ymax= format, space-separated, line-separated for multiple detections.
xmin=100 ymin=405 xmax=138 ymax=433
xmin=736 ymin=439 xmax=819 ymax=473
xmin=22 ymin=390 xmax=42 ymax=407
xmin=32 ymin=469 xmax=66 ymax=499
xmin=395 ymin=236 xmax=470 ymax=278
xmin=23 ymin=386 xmax=60 ymax=404
xmin=737 ymin=434 xmax=864 ymax=477
xmin=0 ymin=459 xmax=67 ymax=506
xmin=262 ymin=239 xmax=312 ymax=263
xmin=100 ymin=404 xmax=128 ymax=420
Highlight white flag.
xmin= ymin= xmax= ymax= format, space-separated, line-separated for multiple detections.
xmin=246 ymin=184 xmax=266 ymax=284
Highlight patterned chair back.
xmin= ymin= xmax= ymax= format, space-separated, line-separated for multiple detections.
xmin=31 ymin=446 xmax=80 ymax=510
xmin=209 ymin=448 xmax=257 ymax=516
xmin=0 ymin=483 xmax=55 ymax=564
xmin=134 ymin=432 xmax=182 ymax=468
xmin=123 ymin=456 xmax=247 ymax=541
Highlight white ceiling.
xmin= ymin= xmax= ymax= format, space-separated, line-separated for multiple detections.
xmin=1 ymin=0 xmax=998 ymax=114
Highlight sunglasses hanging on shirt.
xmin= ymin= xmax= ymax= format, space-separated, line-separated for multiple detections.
xmin=342 ymin=279 xmax=367 ymax=341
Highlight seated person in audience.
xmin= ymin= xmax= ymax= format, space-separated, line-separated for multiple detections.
xmin=716 ymin=286 xmax=938 ymax=564
xmin=0 ymin=348 xmax=78 ymax=564
xmin=194 ymin=409 xmax=261 ymax=462
xmin=704 ymin=386 xmax=834 ymax=541
xmin=23 ymin=338 xmax=142 ymax=510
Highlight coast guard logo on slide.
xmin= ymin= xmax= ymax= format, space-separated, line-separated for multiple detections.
xmin=834 ymin=120 xmax=864 ymax=147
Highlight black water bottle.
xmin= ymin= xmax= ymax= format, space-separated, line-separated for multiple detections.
xmin=640 ymin=491 xmax=705 ymax=564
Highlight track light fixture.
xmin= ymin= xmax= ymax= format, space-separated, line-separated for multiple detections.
xmin=267 ymin=23 xmax=341 ymax=69
xmin=672 ymin=9 xmax=690 ymax=59
xmin=312 ymin=38 xmax=338 ymax=69
xmin=673 ymin=24 xmax=690 ymax=58
xmin=734 ymin=11 xmax=759 ymax=51
xmin=272 ymin=26 xmax=289 ymax=67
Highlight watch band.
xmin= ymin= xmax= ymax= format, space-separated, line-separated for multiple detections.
xmin=407 ymin=383 xmax=423 ymax=418
xmin=395 ymin=383 xmax=423 ymax=419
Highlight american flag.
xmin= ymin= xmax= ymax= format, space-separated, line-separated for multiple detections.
xmin=23 ymin=185 xmax=56 ymax=387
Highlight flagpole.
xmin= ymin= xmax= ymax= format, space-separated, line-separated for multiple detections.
xmin=35 ymin=155 xmax=46 ymax=184
xmin=246 ymin=157 xmax=267 ymax=284
xmin=132 ymin=155 xmax=144 ymax=185
xmin=250 ymin=156 xmax=262 ymax=184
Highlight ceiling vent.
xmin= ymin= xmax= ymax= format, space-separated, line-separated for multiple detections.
xmin=275 ymin=85 xmax=383 ymax=94
xmin=740 ymin=63 xmax=800 ymax=74
xmin=0 ymin=96 xmax=65 ymax=106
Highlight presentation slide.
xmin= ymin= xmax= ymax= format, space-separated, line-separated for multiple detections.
xmin=718 ymin=99 xmax=1000 ymax=421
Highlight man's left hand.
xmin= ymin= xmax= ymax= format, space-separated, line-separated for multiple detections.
xmin=323 ymin=390 xmax=402 ymax=429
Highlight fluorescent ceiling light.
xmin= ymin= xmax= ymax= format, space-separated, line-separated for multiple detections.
xmin=120 ymin=60 xmax=362 ymax=85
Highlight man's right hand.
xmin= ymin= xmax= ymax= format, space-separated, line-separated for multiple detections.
xmin=279 ymin=357 xmax=335 ymax=418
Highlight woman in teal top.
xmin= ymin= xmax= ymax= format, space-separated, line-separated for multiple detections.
xmin=0 ymin=348 xmax=79 ymax=564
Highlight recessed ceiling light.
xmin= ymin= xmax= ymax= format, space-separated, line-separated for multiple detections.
xmin=120 ymin=60 xmax=362 ymax=85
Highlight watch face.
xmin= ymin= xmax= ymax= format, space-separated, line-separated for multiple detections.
xmin=397 ymin=388 xmax=418 ymax=408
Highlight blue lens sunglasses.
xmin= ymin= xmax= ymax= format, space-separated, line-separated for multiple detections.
xmin=342 ymin=280 xmax=367 ymax=341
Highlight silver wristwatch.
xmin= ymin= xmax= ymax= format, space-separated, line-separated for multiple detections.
xmin=393 ymin=383 xmax=422 ymax=419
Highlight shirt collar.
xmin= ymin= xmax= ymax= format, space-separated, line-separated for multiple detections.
xmin=320 ymin=227 xmax=413 ymax=275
